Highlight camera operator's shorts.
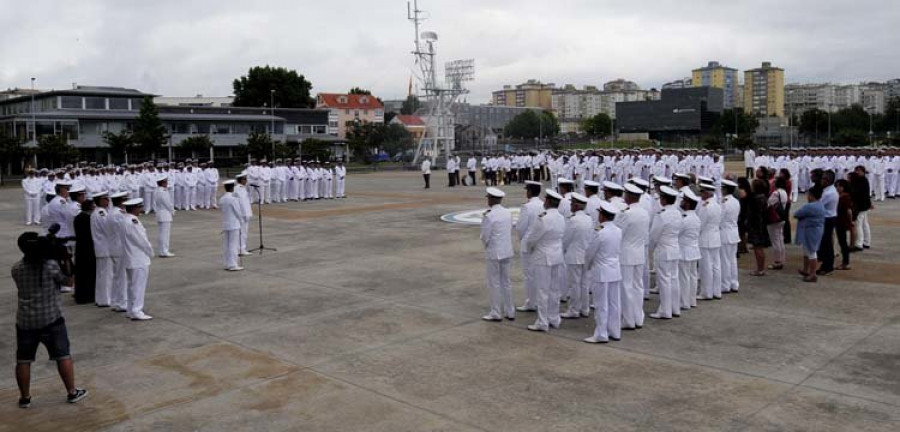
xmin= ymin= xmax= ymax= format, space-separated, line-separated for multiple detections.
xmin=16 ymin=317 xmax=71 ymax=363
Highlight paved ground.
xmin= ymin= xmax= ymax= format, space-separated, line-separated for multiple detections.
xmin=0 ymin=168 xmax=899 ymax=431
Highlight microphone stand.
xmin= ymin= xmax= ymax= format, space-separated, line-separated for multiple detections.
xmin=248 ymin=184 xmax=276 ymax=254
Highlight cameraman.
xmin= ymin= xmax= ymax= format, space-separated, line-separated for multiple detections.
xmin=12 ymin=232 xmax=88 ymax=409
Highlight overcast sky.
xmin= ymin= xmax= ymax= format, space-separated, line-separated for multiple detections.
xmin=2 ymin=0 xmax=898 ymax=103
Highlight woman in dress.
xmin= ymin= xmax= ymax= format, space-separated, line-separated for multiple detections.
xmin=748 ymin=179 xmax=771 ymax=276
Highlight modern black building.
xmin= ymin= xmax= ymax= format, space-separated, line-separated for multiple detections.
xmin=0 ymin=85 xmax=337 ymax=164
xmin=616 ymin=87 xmax=724 ymax=142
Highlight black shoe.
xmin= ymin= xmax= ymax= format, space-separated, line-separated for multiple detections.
xmin=863 ymin=245 xmax=870 ymax=249
xmin=18 ymin=396 xmax=31 ymax=408
xmin=816 ymin=269 xmax=833 ymax=276
xmin=67 ymin=388 xmax=88 ymax=404
xmin=610 ymin=337 xmax=621 ymax=341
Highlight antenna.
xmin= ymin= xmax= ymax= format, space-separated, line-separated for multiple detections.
xmin=406 ymin=1 xmax=475 ymax=165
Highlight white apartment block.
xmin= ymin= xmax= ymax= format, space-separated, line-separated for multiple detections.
xmin=551 ymin=84 xmax=656 ymax=134
xmin=786 ymin=82 xmax=892 ymax=115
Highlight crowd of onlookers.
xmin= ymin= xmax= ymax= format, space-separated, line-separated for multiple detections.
xmin=736 ymin=164 xmax=874 ymax=282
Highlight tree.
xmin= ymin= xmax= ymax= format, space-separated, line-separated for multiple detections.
xmin=349 ymin=87 xmax=372 ymax=95
xmin=242 ymin=131 xmax=274 ymax=160
xmin=580 ymin=113 xmax=613 ymax=137
xmin=345 ymin=120 xmax=386 ymax=161
xmin=400 ymin=95 xmax=421 ymax=115
xmin=701 ymin=135 xmax=723 ymax=150
xmin=381 ymin=123 xmax=414 ymax=157
xmin=797 ymin=109 xmax=830 ymax=144
xmin=881 ymin=97 xmax=900 ymax=135
xmin=36 ymin=135 xmax=79 ymax=168
xmin=731 ymin=136 xmax=756 ymax=151
xmin=301 ymin=138 xmax=332 ymax=162
xmin=832 ymin=129 xmax=869 ymax=147
xmin=232 ymin=65 xmax=315 ymax=108
xmin=133 ymin=96 xmax=168 ymax=159
xmin=0 ymin=136 xmax=25 ymax=175
xmin=178 ymin=135 xmax=214 ymax=159
xmin=503 ymin=110 xmax=559 ymax=140
xmin=102 ymin=130 xmax=135 ymax=161
xmin=711 ymin=108 xmax=759 ymax=138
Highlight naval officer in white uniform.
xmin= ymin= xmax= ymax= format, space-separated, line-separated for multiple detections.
xmin=480 ymin=187 xmax=515 ymax=321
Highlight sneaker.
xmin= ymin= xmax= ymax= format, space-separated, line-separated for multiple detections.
xmin=67 ymin=388 xmax=88 ymax=404
xmin=18 ymin=396 xmax=31 ymax=408
xmin=239 ymin=251 xmax=253 ymax=256
xmin=515 ymin=305 xmax=536 ymax=312
xmin=131 ymin=312 xmax=153 ymax=321
xmin=526 ymin=324 xmax=548 ymax=332
xmin=560 ymin=311 xmax=581 ymax=319
xmin=226 ymin=266 xmax=245 ymax=272
xmin=583 ymin=336 xmax=608 ymax=344
xmin=481 ymin=315 xmax=502 ymax=322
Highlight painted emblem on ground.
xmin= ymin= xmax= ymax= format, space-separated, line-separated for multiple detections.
xmin=441 ymin=207 xmax=521 ymax=225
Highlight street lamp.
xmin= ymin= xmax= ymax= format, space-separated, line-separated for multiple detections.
xmin=30 ymin=77 xmax=36 ymax=144
xmin=827 ymin=103 xmax=832 ymax=146
xmin=270 ymin=89 xmax=276 ymax=158
xmin=866 ymin=105 xmax=874 ymax=146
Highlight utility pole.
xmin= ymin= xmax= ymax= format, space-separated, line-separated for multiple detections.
xmin=30 ymin=77 xmax=36 ymax=145
xmin=270 ymin=89 xmax=276 ymax=158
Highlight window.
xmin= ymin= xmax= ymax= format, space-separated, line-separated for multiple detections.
xmin=345 ymin=109 xmax=350 ymax=115
xmin=60 ymin=96 xmax=82 ymax=109
xmin=109 ymin=98 xmax=129 ymax=110
xmin=364 ymin=109 xmax=369 ymax=116
xmin=85 ymin=97 xmax=105 ymax=110
xmin=131 ymin=98 xmax=143 ymax=111
xmin=196 ymin=123 xmax=211 ymax=134
xmin=214 ymin=124 xmax=230 ymax=134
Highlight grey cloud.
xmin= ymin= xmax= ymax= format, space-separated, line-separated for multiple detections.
xmin=1 ymin=0 xmax=898 ymax=102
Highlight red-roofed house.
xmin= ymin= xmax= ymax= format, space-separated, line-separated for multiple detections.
xmin=390 ymin=115 xmax=426 ymax=141
xmin=316 ymin=93 xmax=384 ymax=139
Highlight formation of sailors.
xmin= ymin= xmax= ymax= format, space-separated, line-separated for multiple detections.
xmin=479 ymin=173 xmax=742 ymax=344
xmin=431 ymin=149 xmax=727 ymax=191
xmin=241 ymin=158 xmax=347 ymax=203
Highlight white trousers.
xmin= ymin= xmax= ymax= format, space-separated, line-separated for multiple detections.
xmin=520 ymin=252 xmax=536 ymax=309
xmin=240 ymin=221 xmax=250 ymax=253
xmin=485 ymin=258 xmax=514 ymax=319
xmin=565 ymin=264 xmax=589 ymax=316
xmin=111 ymin=256 xmax=128 ymax=310
xmin=325 ymin=179 xmax=334 ymax=198
xmin=591 ymin=280 xmax=621 ymax=341
xmin=533 ymin=264 xmax=562 ymax=330
xmin=95 ymin=257 xmax=114 ymax=306
xmin=337 ymin=178 xmax=346 ymax=197
xmin=678 ymin=260 xmax=698 ymax=309
xmin=272 ymin=181 xmax=283 ymax=202
xmin=654 ymin=259 xmax=679 ymax=318
xmin=157 ymin=222 xmax=171 ymax=255
xmin=263 ymin=183 xmax=271 ymax=203
xmin=25 ymin=195 xmax=41 ymax=225
xmin=620 ymin=264 xmax=645 ymax=328
xmin=127 ymin=266 xmax=149 ymax=316
xmin=854 ymin=210 xmax=871 ymax=248
xmin=700 ymin=247 xmax=721 ymax=300
xmin=187 ymin=187 xmax=196 ymax=209
xmin=209 ymin=185 xmax=218 ymax=208
xmin=887 ymin=172 xmax=897 ymax=197
xmin=298 ymin=179 xmax=306 ymax=200
xmin=143 ymin=190 xmax=154 ymax=213
xmin=223 ymin=229 xmax=240 ymax=269
xmin=874 ymin=175 xmax=885 ymax=201
xmin=767 ymin=222 xmax=786 ymax=264
xmin=720 ymin=243 xmax=739 ymax=293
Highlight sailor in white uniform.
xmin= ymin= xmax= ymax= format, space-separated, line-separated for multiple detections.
xmin=123 ymin=198 xmax=153 ymax=321
xmin=648 ymin=186 xmax=682 ymax=320
xmin=523 ymin=190 xmax=566 ymax=332
xmin=480 ymin=187 xmax=515 ymax=321
xmin=583 ymin=200 xmax=623 ymax=343
xmin=220 ymin=180 xmax=244 ymax=271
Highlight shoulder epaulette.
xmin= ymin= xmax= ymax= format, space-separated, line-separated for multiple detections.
xmin=538 ymin=212 xmax=547 ymax=218
xmin=483 ymin=209 xmax=491 ymax=216
xmin=98 ymin=210 xmax=106 ymax=216
xmin=132 ymin=219 xmax=139 ymax=224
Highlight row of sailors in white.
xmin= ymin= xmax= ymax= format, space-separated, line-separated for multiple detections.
xmin=21 ymin=162 xmax=222 ymax=224
xmin=45 ymin=186 xmax=154 ymax=319
xmin=744 ymin=148 xmax=900 ymax=202
xmin=460 ymin=150 xmax=725 ymax=190
xmin=242 ymin=159 xmax=347 ymax=204
xmin=480 ymin=176 xmax=741 ymax=343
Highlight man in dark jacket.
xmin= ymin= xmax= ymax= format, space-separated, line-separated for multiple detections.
xmin=850 ymin=166 xmax=872 ymax=251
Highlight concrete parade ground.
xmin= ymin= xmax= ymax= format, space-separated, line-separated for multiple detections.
xmin=0 ymin=166 xmax=899 ymax=431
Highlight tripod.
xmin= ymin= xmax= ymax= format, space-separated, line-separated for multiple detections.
xmin=248 ymin=185 xmax=277 ymax=254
